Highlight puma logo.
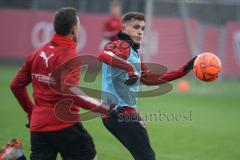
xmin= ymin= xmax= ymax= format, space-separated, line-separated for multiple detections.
xmin=40 ymin=51 xmax=54 ymax=68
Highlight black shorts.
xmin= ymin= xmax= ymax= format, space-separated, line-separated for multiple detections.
xmin=102 ymin=113 xmax=156 ymax=160
xmin=30 ymin=123 xmax=96 ymax=160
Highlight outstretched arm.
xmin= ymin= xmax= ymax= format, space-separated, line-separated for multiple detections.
xmin=51 ymin=52 xmax=112 ymax=114
xmin=140 ymin=56 xmax=197 ymax=86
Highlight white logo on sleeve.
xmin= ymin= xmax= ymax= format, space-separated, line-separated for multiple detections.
xmin=40 ymin=51 xmax=54 ymax=68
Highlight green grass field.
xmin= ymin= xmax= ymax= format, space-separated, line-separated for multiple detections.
xmin=1 ymin=65 xmax=240 ymax=160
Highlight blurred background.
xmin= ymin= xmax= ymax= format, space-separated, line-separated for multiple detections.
xmin=0 ymin=0 xmax=240 ymax=78
xmin=0 ymin=0 xmax=240 ymax=160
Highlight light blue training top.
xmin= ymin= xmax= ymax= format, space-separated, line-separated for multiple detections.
xmin=101 ymin=48 xmax=141 ymax=108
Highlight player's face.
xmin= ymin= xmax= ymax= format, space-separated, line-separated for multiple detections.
xmin=122 ymin=20 xmax=145 ymax=44
xmin=72 ymin=16 xmax=80 ymax=42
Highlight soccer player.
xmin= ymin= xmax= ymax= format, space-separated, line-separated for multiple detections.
xmin=10 ymin=7 xmax=113 ymax=160
xmin=99 ymin=0 xmax=122 ymax=49
xmin=98 ymin=12 xmax=197 ymax=160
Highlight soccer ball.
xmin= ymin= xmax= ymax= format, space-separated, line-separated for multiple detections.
xmin=193 ymin=52 xmax=222 ymax=82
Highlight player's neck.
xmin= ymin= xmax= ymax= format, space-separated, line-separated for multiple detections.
xmin=65 ymin=34 xmax=74 ymax=41
xmin=118 ymin=31 xmax=140 ymax=52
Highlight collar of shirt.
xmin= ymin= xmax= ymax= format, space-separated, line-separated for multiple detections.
xmin=117 ymin=31 xmax=140 ymax=52
xmin=51 ymin=34 xmax=77 ymax=49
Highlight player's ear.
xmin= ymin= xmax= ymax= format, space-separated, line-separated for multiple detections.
xmin=121 ymin=25 xmax=126 ymax=32
xmin=71 ymin=25 xmax=78 ymax=42
xmin=71 ymin=25 xmax=77 ymax=35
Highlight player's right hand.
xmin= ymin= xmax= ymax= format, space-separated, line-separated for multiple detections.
xmin=125 ymin=75 xmax=139 ymax=86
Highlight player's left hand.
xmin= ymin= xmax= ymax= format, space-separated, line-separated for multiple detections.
xmin=184 ymin=56 xmax=197 ymax=72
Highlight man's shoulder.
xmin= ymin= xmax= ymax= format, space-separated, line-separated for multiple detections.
xmin=104 ymin=40 xmax=130 ymax=51
xmin=29 ymin=42 xmax=77 ymax=66
xmin=36 ymin=42 xmax=76 ymax=56
xmin=31 ymin=42 xmax=51 ymax=56
xmin=104 ymin=40 xmax=131 ymax=60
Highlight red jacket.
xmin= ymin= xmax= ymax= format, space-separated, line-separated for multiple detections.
xmin=11 ymin=34 xmax=106 ymax=132
xmin=103 ymin=17 xmax=121 ymax=41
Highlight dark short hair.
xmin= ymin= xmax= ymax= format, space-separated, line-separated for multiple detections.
xmin=122 ymin=12 xmax=145 ymax=24
xmin=54 ymin=7 xmax=78 ymax=36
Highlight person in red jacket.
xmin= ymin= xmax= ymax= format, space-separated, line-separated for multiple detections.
xmin=10 ymin=7 xmax=113 ymax=160
xmin=99 ymin=0 xmax=122 ymax=49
